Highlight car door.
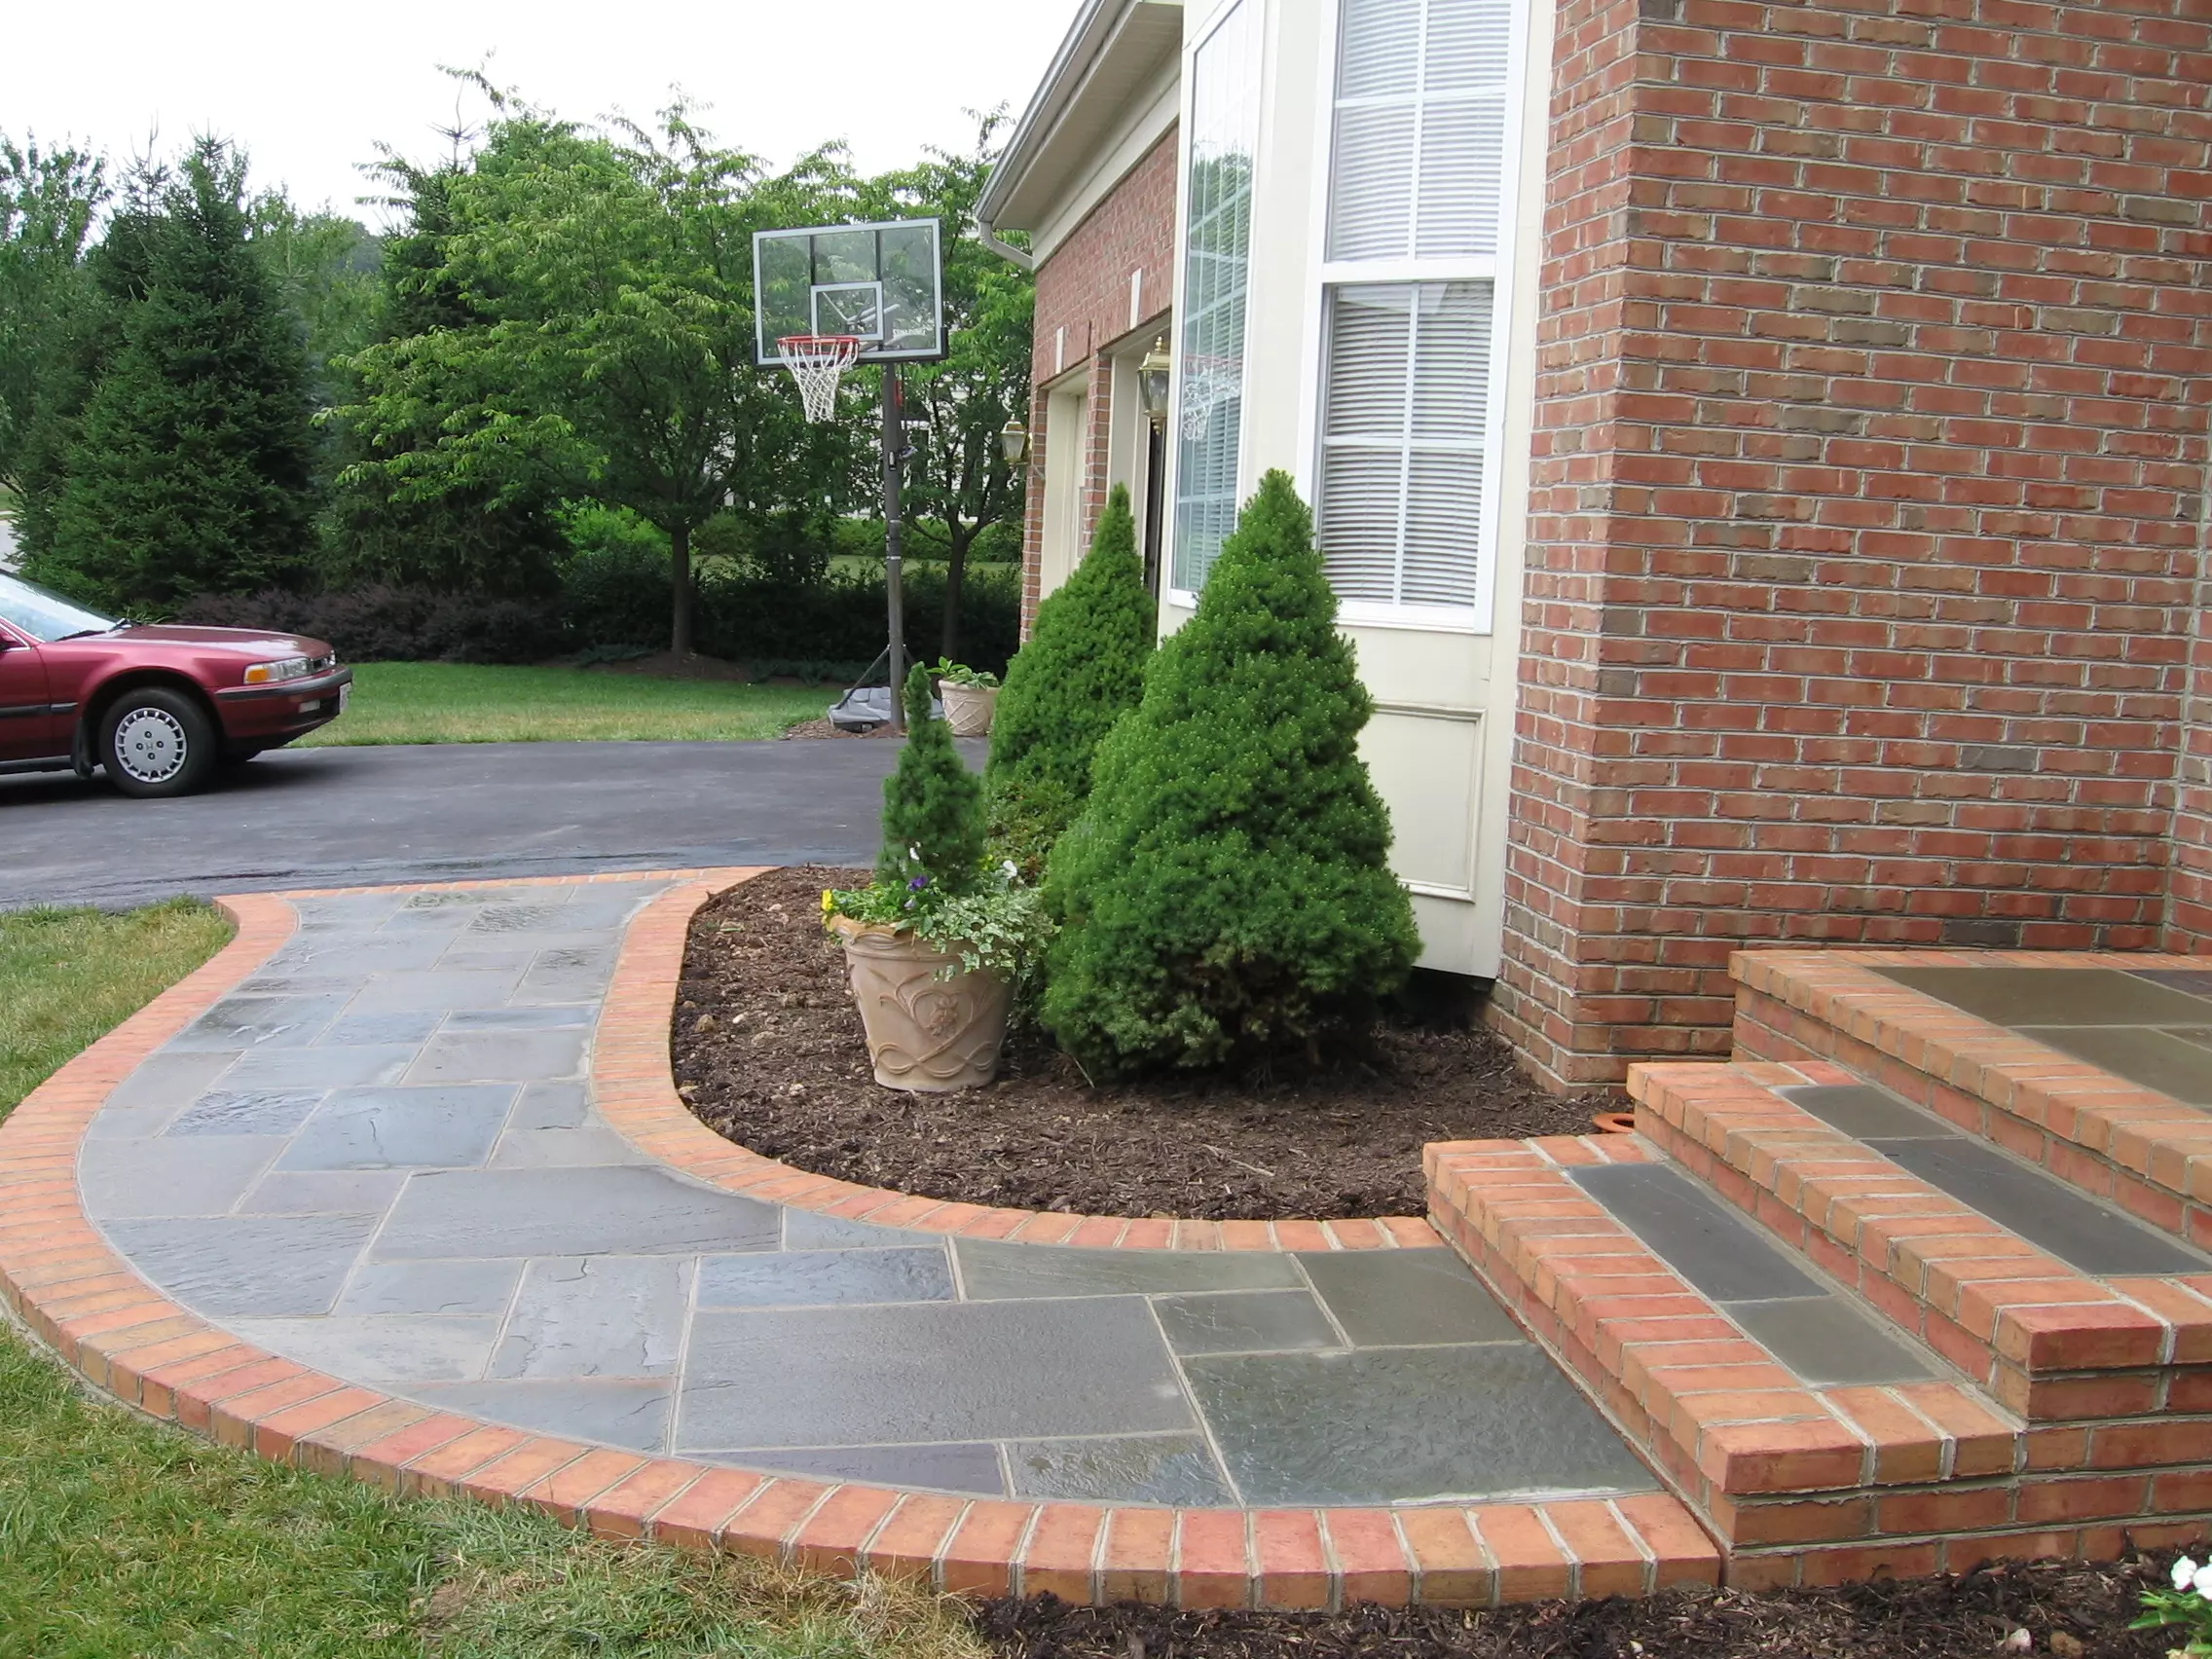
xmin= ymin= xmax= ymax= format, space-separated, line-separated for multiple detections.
xmin=0 ymin=625 xmax=55 ymax=761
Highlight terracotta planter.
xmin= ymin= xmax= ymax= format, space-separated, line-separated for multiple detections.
xmin=938 ymin=681 xmax=998 ymax=737
xmin=828 ymin=914 xmax=1013 ymax=1090
xmin=1591 ymin=1110 xmax=1636 ymax=1135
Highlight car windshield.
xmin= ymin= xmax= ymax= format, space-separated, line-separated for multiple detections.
xmin=0 ymin=571 xmax=119 ymax=644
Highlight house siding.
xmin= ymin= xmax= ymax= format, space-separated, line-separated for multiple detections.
xmin=1022 ymin=130 xmax=1181 ymax=633
xmin=1493 ymin=0 xmax=2212 ymax=1087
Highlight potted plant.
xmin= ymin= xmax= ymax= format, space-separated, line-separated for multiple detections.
xmin=824 ymin=664 xmax=1051 ymax=1089
xmin=931 ymin=657 xmax=1002 ymax=737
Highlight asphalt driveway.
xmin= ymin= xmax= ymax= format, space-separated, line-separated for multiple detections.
xmin=0 ymin=739 xmax=979 ymax=910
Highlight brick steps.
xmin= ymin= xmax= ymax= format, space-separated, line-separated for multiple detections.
xmin=1425 ymin=1131 xmax=2212 ymax=1586
xmin=1732 ymin=950 xmax=2212 ymax=1251
xmin=1631 ymin=1060 xmax=2212 ymax=1422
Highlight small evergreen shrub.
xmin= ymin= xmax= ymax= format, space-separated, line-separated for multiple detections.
xmin=1041 ymin=469 xmax=1419 ymax=1076
xmin=986 ymin=484 xmax=1154 ymax=850
xmin=829 ymin=662 xmax=1051 ymax=992
xmin=876 ymin=663 xmax=987 ymax=894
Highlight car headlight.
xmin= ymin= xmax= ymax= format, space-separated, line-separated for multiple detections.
xmin=243 ymin=656 xmax=314 ymax=685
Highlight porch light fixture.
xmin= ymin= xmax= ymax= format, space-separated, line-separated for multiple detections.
xmin=1138 ymin=337 xmax=1172 ymax=424
xmin=999 ymin=417 xmax=1029 ymax=464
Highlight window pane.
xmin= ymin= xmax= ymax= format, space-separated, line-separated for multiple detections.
xmin=1403 ymin=450 xmax=1486 ymax=607
xmin=1318 ymin=282 xmax=1493 ymax=609
xmin=1172 ymin=0 xmax=1260 ymax=594
xmin=1324 ymin=286 xmax=1414 ymax=438
xmin=1339 ymin=0 xmax=1421 ymax=97
xmin=1410 ymin=280 xmax=1493 ymax=441
xmin=1414 ymin=96 xmax=1505 ymax=257
xmin=1319 ymin=446 xmax=1406 ymax=602
xmin=1424 ymin=0 xmax=1514 ymax=90
xmin=1327 ymin=104 xmax=1416 ymax=262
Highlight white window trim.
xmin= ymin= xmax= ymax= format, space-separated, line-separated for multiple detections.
xmin=1295 ymin=0 xmax=1535 ymax=637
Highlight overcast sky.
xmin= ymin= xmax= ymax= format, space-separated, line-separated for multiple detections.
xmin=1 ymin=0 xmax=1073 ymax=224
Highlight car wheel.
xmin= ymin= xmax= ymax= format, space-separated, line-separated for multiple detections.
xmin=100 ymin=688 xmax=219 ymax=798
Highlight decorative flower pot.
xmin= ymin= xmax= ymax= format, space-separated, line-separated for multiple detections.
xmin=829 ymin=914 xmax=1013 ymax=1090
xmin=938 ymin=682 xmax=998 ymax=738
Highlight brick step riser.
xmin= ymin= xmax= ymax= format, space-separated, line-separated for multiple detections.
xmin=1426 ymin=1140 xmax=2212 ymax=1585
xmin=1634 ymin=1100 xmax=2212 ymax=1424
xmin=1732 ymin=977 xmax=2212 ymax=1255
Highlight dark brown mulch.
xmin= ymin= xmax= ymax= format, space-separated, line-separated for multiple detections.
xmin=779 ymin=717 xmax=898 ymax=739
xmin=670 ymin=866 xmax=1601 ymax=1221
xmin=977 ymin=1557 xmax=2175 ymax=1657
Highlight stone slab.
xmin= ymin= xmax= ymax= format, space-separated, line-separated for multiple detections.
xmin=1572 ymin=1163 xmax=1826 ymax=1304
xmin=1295 ymin=1248 xmax=1525 ymax=1346
xmin=1779 ymin=1084 xmax=1950 ymax=1142
xmin=696 ymin=1246 xmax=955 ymax=1309
xmin=103 ymin=1216 xmax=379 ymax=1318
xmin=337 ymin=1259 xmax=526 ymax=1317
xmin=1153 ymin=1290 xmax=1340 ymax=1357
xmin=277 ymin=1087 xmax=516 ymax=1172
xmin=1725 ymin=1295 xmax=1942 ymax=1387
xmin=954 ymin=1240 xmax=1304 ymax=1300
xmin=1873 ymin=1136 xmax=2211 ymax=1276
xmin=1009 ymin=1434 xmax=1237 ymax=1506
xmin=491 ymin=1256 xmax=693 ymax=1380
xmin=1880 ymin=966 xmax=2212 ymax=1028
xmin=1185 ymin=1344 xmax=1659 ymax=1508
xmin=371 ymin=1167 xmax=781 ymax=1259
xmin=677 ymin=1297 xmax=1191 ymax=1450
xmin=406 ymin=1379 xmax=674 ymax=1454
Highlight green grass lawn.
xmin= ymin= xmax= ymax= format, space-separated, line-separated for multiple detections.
xmin=0 ymin=903 xmax=985 ymax=1659
xmin=296 ymin=663 xmax=832 ymax=748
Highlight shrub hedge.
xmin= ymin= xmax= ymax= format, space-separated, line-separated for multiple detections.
xmin=177 ymin=551 xmax=1020 ymax=674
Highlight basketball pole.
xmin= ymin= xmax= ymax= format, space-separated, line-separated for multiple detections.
xmin=881 ymin=363 xmax=906 ymax=734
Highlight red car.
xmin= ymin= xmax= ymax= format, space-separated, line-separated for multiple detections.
xmin=0 ymin=571 xmax=351 ymax=798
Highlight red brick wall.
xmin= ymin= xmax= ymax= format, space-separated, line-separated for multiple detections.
xmin=2175 ymin=580 xmax=2212 ymax=948
xmin=1494 ymin=0 xmax=2212 ymax=1088
xmin=1021 ymin=130 xmax=1180 ymax=634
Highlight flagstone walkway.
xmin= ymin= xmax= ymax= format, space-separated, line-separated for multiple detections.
xmin=2 ymin=870 xmax=1721 ymax=1607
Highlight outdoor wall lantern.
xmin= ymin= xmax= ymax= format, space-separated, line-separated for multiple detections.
xmin=999 ymin=417 xmax=1029 ymax=465
xmin=1139 ymin=337 xmax=1172 ymax=424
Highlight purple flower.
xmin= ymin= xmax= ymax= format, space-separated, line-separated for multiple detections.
xmin=907 ymin=876 xmax=928 ymax=891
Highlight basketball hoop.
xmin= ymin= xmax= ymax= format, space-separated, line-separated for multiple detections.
xmin=777 ymin=334 xmax=862 ymax=423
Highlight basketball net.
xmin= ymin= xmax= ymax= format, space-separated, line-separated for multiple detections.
xmin=777 ymin=334 xmax=863 ymax=424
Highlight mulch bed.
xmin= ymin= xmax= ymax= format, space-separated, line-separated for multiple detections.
xmin=977 ymin=1558 xmax=2174 ymax=1657
xmin=670 ymin=866 xmax=1599 ymax=1221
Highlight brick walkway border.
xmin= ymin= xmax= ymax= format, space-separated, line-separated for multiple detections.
xmin=593 ymin=871 xmax=1445 ymax=1252
xmin=0 ymin=869 xmax=1722 ymax=1609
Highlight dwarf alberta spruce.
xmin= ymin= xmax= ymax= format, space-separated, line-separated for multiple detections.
xmin=985 ymin=482 xmax=1154 ymax=863
xmin=1041 ymin=470 xmax=1419 ymax=1076
xmin=827 ymin=662 xmax=1052 ymax=989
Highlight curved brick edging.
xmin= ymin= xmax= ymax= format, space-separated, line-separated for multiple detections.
xmin=592 ymin=872 xmax=1445 ymax=1252
xmin=0 ymin=869 xmax=1722 ymax=1608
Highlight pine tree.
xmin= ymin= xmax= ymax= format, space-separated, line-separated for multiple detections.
xmin=985 ymin=483 xmax=1154 ymax=860
xmin=879 ymin=662 xmax=987 ymax=896
xmin=46 ymin=139 xmax=316 ymax=608
xmin=1041 ymin=470 xmax=1419 ymax=1076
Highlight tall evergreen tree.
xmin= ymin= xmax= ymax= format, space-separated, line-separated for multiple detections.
xmin=44 ymin=139 xmax=316 ymax=608
xmin=328 ymin=160 xmax=568 ymax=597
xmin=1042 ymin=470 xmax=1419 ymax=1076
xmin=985 ymin=483 xmax=1153 ymax=858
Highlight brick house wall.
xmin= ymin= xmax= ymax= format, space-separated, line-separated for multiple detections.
xmin=1493 ymin=0 xmax=2212 ymax=1088
xmin=2176 ymin=570 xmax=2212 ymax=948
xmin=1021 ymin=131 xmax=1180 ymax=633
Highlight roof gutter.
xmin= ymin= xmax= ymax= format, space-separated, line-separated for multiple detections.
xmin=974 ymin=0 xmax=1125 ymax=267
xmin=972 ymin=214 xmax=1035 ymax=273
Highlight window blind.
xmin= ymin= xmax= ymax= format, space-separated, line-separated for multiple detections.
xmin=1319 ymin=281 xmax=1493 ymax=609
xmin=1328 ymin=0 xmax=1512 ymax=262
xmin=1318 ymin=0 xmax=1515 ymax=614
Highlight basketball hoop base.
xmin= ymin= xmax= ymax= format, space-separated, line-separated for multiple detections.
xmin=777 ymin=334 xmax=862 ymax=423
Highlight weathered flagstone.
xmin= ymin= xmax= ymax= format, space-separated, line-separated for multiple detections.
xmin=72 ymin=879 xmax=1668 ymax=1506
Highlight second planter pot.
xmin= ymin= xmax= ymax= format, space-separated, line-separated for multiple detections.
xmin=938 ymin=681 xmax=998 ymax=737
xmin=829 ymin=914 xmax=1013 ymax=1090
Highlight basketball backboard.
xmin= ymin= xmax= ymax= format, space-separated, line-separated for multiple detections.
xmin=752 ymin=218 xmax=945 ymax=365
